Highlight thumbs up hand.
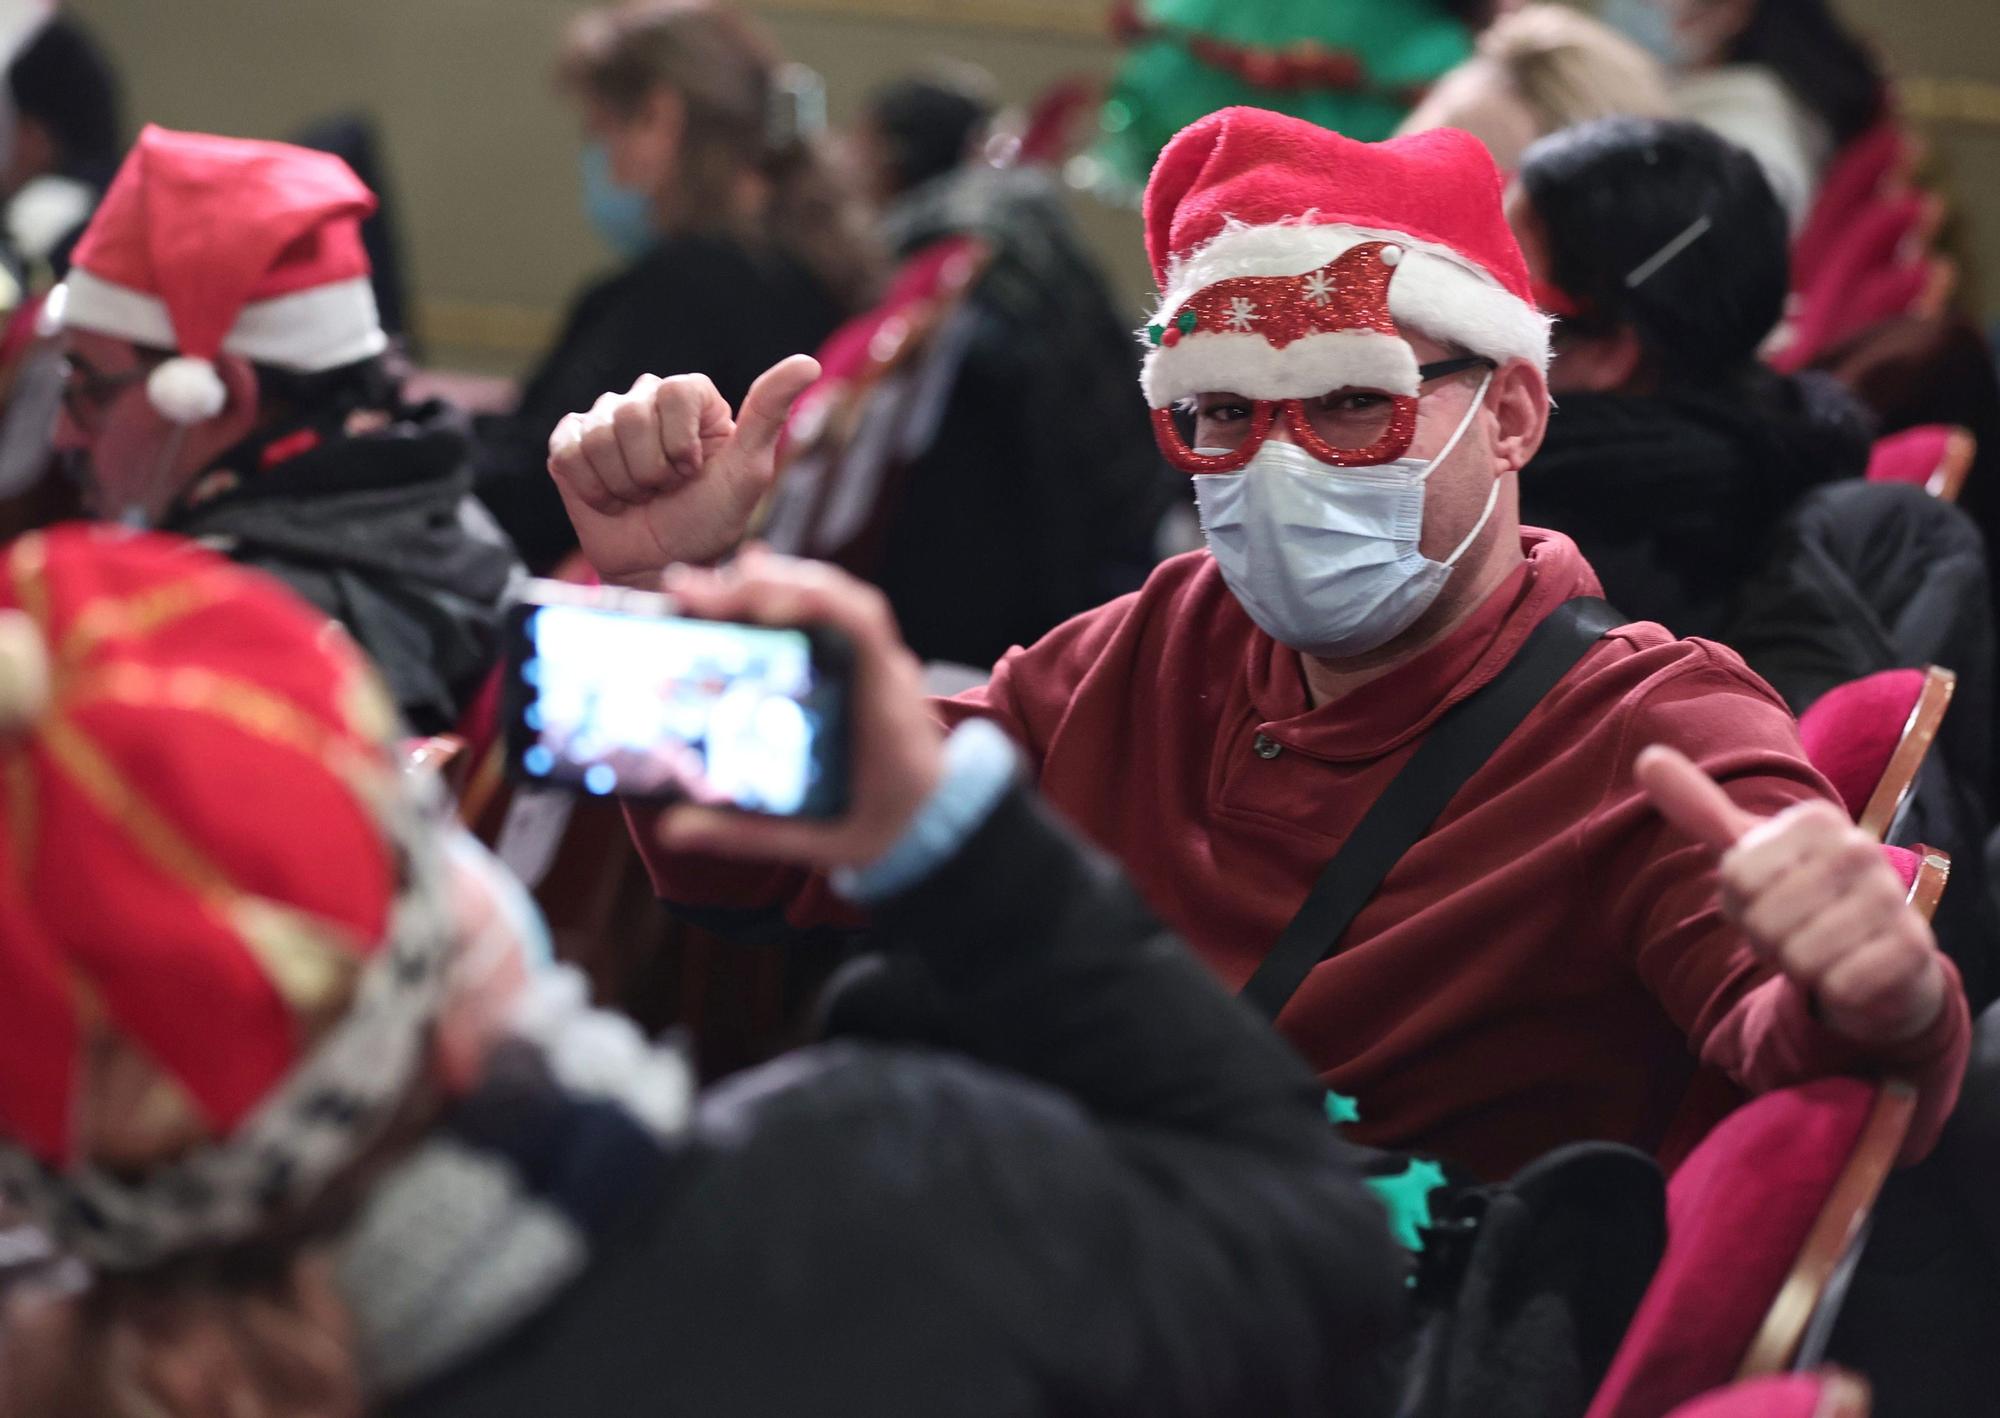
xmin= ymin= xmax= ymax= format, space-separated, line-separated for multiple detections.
xmin=548 ymin=354 xmax=822 ymax=586
xmin=1635 ymin=745 xmax=1947 ymax=1049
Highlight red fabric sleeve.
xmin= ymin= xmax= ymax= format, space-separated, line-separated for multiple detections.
xmin=627 ymin=594 xmax=1140 ymax=928
xmin=933 ymin=589 xmax=1147 ymax=766
xmin=1594 ymin=644 xmax=1970 ymax=1162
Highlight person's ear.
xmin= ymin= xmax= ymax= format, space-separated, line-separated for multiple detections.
xmin=6 ymin=116 xmax=53 ymax=188
xmin=1547 ymin=327 xmax=1646 ymax=395
xmin=1488 ymin=357 xmax=1549 ymax=474
xmin=209 ymin=354 xmax=262 ymax=435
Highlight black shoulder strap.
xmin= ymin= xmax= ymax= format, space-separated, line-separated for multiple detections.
xmin=1239 ymin=597 xmax=1625 ymax=1021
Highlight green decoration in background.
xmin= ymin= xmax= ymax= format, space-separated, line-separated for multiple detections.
xmin=1091 ymin=0 xmax=1477 ymax=199
xmin=1366 ymin=1157 xmax=1448 ymax=1253
xmin=1323 ymin=1090 xmax=1362 ymax=1126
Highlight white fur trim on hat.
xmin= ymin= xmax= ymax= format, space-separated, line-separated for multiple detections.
xmin=58 ymin=268 xmax=389 ymax=373
xmin=147 ymin=356 xmax=227 ymax=424
xmin=1151 ymin=220 xmax=1551 ymax=372
xmin=1142 ymin=328 xmax=1420 ymax=407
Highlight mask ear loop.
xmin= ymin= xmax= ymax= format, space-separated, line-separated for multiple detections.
xmin=116 ymin=423 xmax=191 ymax=530
xmin=1435 ymin=369 xmax=1504 ymax=568
xmin=1416 ymin=368 xmax=1493 ymax=483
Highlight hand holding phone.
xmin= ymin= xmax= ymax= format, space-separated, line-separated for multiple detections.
xmin=651 ymin=548 xmax=946 ymax=871
xmin=505 ymin=571 xmax=854 ymax=819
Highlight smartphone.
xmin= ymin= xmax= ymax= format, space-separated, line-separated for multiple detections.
xmin=501 ymin=579 xmax=853 ymax=818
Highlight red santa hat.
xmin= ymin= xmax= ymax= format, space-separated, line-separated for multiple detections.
xmin=54 ymin=125 xmax=386 ymax=424
xmin=0 ymin=527 xmax=455 ymax=1265
xmin=1140 ymin=107 xmax=1549 ymax=409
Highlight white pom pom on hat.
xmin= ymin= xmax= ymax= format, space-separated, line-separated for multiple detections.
xmin=0 ymin=607 xmax=49 ymax=732
xmin=146 ymin=355 xmax=228 ymax=424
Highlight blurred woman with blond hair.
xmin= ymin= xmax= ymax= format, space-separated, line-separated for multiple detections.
xmin=1398 ymin=3 xmax=1672 ymax=172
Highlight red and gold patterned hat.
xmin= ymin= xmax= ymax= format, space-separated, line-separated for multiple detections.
xmin=0 ymin=526 xmax=454 ymax=1265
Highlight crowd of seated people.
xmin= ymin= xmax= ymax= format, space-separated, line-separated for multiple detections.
xmin=0 ymin=0 xmax=1998 ymax=1415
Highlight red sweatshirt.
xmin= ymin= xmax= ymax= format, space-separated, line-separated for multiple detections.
xmin=640 ymin=532 xmax=1969 ymax=1179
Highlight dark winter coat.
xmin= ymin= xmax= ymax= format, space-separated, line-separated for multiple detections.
xmin=471 ymin=234 xmax=847 ymax=572
xmin=1735 ymin=486 xmax=2000 ymax=1418
xmin=394 ymin=783 xmax=1407 ymax=1418
xmin=169 ymin=399 xmax=521 ymax=735
xmin=1722 ymin=479 xmax=1998 ymax=1007
xmin=862 ymin=166 xmax=1183 ymax=667
xmin=1828 ymin=997 xmax=2000 ymax=1418
xmin=1519 ymin=373 xmax=1871 ymax=642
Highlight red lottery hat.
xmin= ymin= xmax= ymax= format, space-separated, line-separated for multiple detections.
xmin=54 ymin=125 xmax=386 ymax=424
xmin=1138 ymin=106 xmax=1549 ymax=409
xmin=0 ymin=526 xmax=408 ymax=1165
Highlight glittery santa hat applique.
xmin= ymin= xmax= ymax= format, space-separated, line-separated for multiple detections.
xmin=1138 ymin=107 xmax=1551 ymax=409
xmin=54 ymin=125 xmax=387 ymax=424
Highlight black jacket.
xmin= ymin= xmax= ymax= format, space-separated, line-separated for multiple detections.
xmin=169 ymin=400 xmax=520 ymax=735
xmin=1720 ymin=472 xmax=2000 ymax=1418
xmin=472 ymin=234 xmax=847 ymax=572
xmin=861 ymin=167 xmax=1183 ymax=667
xmin=1519 ymin=374 xmax=1871 ymax=642
xmin=1727 ymin=480 xmax=1999 ymax=1008
xmin=761 ymin=166 xmax=1180 ymax=667
xmin=395 ymin=784 xmax=1407 ymax=1418
xmin=1828 ymin=997 xmax=2000 ymax=1418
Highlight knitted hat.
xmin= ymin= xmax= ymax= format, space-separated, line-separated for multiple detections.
xmin=0 ymin=526 xmax=454 ymax=1267
xmin=1140 ymin=106 xmax=1550 ymax=409
xmin=54 ymin=125 xmax=386 ymax=424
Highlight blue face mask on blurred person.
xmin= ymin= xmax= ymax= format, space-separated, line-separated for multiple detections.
xmin=580 ymin=142 xmax=656 ymax=260
xmin=1598 ymin=0 xmax=1691 ymax=68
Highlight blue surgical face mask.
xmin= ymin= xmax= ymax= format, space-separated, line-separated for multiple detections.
xmin=1598 ymin=0 xmax=1692 ymax=69
xmin=1193 ymin=371 xmax=1498 ymax=660
xmin=580 ymin=141 xmax=656 ymax=260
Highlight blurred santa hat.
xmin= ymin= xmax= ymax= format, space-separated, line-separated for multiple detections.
xmin=51 ymin=123 xmax=386 ymax=424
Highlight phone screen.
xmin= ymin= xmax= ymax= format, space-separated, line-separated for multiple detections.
xmin=506 ymin=598 xmax=849 ymax=817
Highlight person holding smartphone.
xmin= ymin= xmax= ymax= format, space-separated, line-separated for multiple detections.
xmin=0 ymin=528 xmax=1404 ymax=1418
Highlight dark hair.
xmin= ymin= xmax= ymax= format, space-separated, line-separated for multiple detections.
xmin=559 ymin=0 xmax=879 ymax=311
xmin=8 ymin=16 xmax=123 ymax=184
xmin=864 ymin=69 xmax=997 ymax=197
xmin=252 ymin=354 xmax=402 ymax=422
xmin=1726 ymin=0 xmax=1885 ymax=148
xmin=1436 ymin=0 xmax=1501 ymax=29
xmin=1520 ymin=116 xmax=1789 ymax=387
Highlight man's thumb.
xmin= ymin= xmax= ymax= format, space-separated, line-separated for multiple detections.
xmin=733 ymin=354 xmax=823 ymax=462
xmin=1635 ymin=744 xmax=1762 ymax=852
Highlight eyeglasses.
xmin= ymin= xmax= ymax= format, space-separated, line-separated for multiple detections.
xmin=1152 ymin=355 xmax=1496 ymax=474
xmin=58 ymin=356 xmax=152 ymax=433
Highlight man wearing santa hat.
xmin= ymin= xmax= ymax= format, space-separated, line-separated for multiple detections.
xmin=545 ymin=107 xmax=1969 ymax=1181
xmin=46 ymin=124 xmax=519 ymax=734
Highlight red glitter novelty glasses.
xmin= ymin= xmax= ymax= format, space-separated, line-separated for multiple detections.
xmin=1152 ymin=356 xmax=1495 ymax=474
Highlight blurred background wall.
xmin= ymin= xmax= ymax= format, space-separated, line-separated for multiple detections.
xmin=64 ymin=0 xmax=2000 ymax=372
